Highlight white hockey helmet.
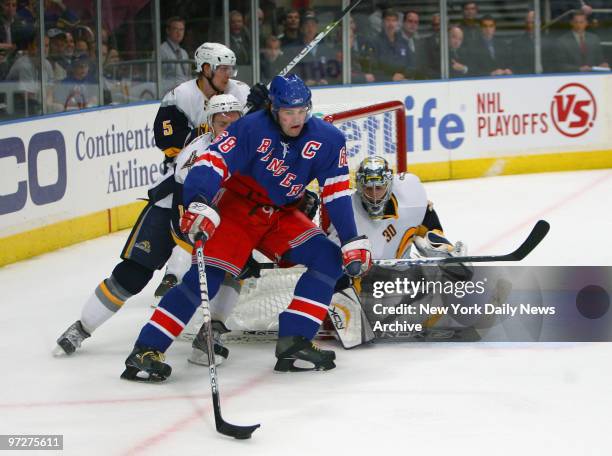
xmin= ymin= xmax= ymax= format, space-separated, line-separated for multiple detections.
xmin=207 ymin=94 xmax=243 ymax=132
xmin=194 ymin=42 xmax=237 ymax=76
xmin=355 ymin=156 xmax=394 ymax=217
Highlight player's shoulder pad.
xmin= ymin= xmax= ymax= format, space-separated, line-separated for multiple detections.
xmin=393 ymin=172 xmax=428 ymax=207
xmin=228 ymin=79 xmax=250 ymax=104
xmin=162 ymin=78 xmax=197 ymax=106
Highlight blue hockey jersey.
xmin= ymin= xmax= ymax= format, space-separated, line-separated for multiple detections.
xmin=183 ymin=110 xmax=358 ymax=244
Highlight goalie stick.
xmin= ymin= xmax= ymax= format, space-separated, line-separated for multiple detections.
xmin=257 ymin=220 xmax=550 ymax=269
xmin=194 ymin=234 xmax=260 ymax=439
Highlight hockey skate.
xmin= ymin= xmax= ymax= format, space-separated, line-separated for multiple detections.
xmin=188 ymin=321 xmax=230 ymax=366
xmin=53 ymin=320 xmax=91 ymax=356
xmin=274 ymin=336 xmax=336 ymax=372
xmin=153 ymin=273 xmax=178 ymax=299
xmin=120 ymin=346 xmax=172 ymax=383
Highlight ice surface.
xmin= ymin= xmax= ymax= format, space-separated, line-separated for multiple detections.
xmin=1 ymin=169 xmax=611 ymax=455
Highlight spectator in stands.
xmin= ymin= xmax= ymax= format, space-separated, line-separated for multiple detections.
xmin=511 ymin=10 xmax=536 ymax=74
xmin=160 ymin=16 xmax=190 ymax=94
xmin=16 ymin=0 xmax=35 ymax=25
xmin=74 ymin=37 xmax=90 ymax=58
xmin=247 ymin=7 xmax=269 ymax=47
xmin=260 ymin=34 xmax=285 ymax=81
xmin=52 ymin=53 xmax=98 ymax=111
xmin=6 ymin=29 xmax=53 ymax=113
xmin=422 ymin=13 xmax=441 ymax=78
xmin=0 ymin=46 xmax=10 ymax=79
xmin=460 ymin=1 xmax=480 ymax=46
xmin=1 ymin=0 xmax=26 ymax=58
xmin=349 ymin=16 xmax=376 ymax=83
xmin=229 ymin=10 xmax=251 ymax=65
xmin=556 ymin=11 xmax=609 ymax=72
xmin=47 ymin=27 xmax=69 ymax=80
xmin=370 ymin=8 xmax=413 ymax=82
xmin=467 ymin=15 xmax=513 ymax=76
xmin=278 ymin=9 xmax=301 ymax=48
xmin=401 ymin=10 xmax=422 ymax=75
xmin=448 ymin=25 xmax=470 ymax=78
xmin=43 ymin=0 xmax=79 ymax=30
xmin=291 ymin=12 xmax=339 ymax=86
xmin=64 ymin=30 xmax=74 ymax=59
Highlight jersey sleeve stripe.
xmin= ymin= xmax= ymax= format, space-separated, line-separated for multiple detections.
xmin=192 ymin=151 xmax=230 ymax=180
xmin=322 ymin=188 xmax=352 ymax=204
xmin=322 ymin=174 xmax=349 ymax=187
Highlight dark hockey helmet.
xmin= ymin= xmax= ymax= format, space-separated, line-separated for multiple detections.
xmin=268 ymin=74 xmax=312 ymax=120
xmin=356 ymin=156 xmax=393 ymax=217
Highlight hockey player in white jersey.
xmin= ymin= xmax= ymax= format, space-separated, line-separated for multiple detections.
xmin=53 ymin=95 xmax=244 ymax=356
xmin=152 ymin=42 xmax=269 ymax=297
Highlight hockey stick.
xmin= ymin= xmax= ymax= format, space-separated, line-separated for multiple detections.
xmin=243 ymin=0 xmax=363 ymax=113
xmin=375 ymin=220 xmax=550 ymax=267
xmin=257 ymin=220 xmax=550 ymax=269
xmin=194 ymin=233 xmax=260 ymax=439
xmin=277 ymin=0 xmax=363 ymax=78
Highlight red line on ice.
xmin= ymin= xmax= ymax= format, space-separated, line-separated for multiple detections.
xmin=473 ymin=170 xmax=612 ymax=253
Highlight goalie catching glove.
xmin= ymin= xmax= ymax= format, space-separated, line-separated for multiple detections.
xmin=412 ymin=230 xmax=473 ymax=281
xmin=341 ymin=235 xmax=372 ymax=277
xmin=179 ymin=197 xmax=220 ymax=242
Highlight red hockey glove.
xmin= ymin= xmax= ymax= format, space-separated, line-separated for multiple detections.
xmin=180 ymin=200 xmax=220 ymax=242
xmin=341 ymin=235 xmax=372 ymax=277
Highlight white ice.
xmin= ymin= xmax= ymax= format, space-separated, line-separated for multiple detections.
xmin=1 ymin=169 xmax=612 ymax=456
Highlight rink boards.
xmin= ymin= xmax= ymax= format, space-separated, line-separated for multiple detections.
xmin=1 ymin=73 xmax=611 ymax=265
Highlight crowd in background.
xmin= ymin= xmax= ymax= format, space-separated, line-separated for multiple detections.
xmin=0 ymin=0 xmax=611 ymax=120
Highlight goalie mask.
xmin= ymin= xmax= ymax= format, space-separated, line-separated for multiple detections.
xmin=356 ymin=156 xmax=393 ymax=217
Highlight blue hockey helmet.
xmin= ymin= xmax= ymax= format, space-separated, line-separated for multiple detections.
xmin=269 ymin=74 xmax=312 ymax=114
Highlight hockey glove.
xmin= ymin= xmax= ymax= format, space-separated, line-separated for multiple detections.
xmin=236 ymin=254 xmax=262 ymax=280
xmin=412 ymin=230 xmax=473 ymax=281
xmin=180 ymin=197 xmax=220 ymax=242
xmin=341 ymin=235 xmax=372 ymax=278
xmin=246 ymin=83 xmax=270 ymax=113
xmin=297 ymin=189 xmax=320 ymax=220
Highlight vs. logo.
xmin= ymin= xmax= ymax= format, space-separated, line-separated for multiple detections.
xmin=550 ymin=83 xmax=597 ymax=138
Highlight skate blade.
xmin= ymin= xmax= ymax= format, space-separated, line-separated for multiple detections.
xmin=187 ymin=349 xmax=226 ymax=366
xmin=120 ymin=366 xmax=169 ymax=383
xmin=274 ymin=358 xmax=336 ymax=373
xmin=52 ymin=344 xmax=71 ymax=357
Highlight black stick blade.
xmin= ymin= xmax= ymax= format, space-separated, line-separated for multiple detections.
xmin=217 ymin=421 xmax=261 ymax=440
xmin=510 ymin=219 xmax=550 ymax=260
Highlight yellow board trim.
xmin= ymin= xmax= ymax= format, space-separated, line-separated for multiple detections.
xmin=408 ymin=149 xmax=612 ymax=182
xmin=0 ymin=201 xmax=146 ymax=267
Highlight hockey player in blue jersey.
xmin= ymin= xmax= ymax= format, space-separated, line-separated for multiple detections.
xmin=121 ymin=74 xmax=373 ymax=381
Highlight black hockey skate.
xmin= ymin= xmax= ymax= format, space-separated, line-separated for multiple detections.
xmin=274 ymin=336 xmax=336 ymax=372
xmin=188 ymin=321 xmax=230 ymax=366
xmin=154 ymin=273 xmax=178 ymax=298
xmin=121 ymin=346 xmax=172 ymax=383
xmin=53 ymin=320 xmax=91 ymax=356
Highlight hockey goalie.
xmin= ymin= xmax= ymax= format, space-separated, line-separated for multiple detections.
xmin=324 ymin=155 xmax=472 ymax=347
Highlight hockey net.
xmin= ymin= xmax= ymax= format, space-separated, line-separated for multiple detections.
xmin=181 ymin=101 xmax=407 ymax=341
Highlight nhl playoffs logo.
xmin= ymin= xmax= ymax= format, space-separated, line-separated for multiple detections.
xmin=550 ymin=83 xmax=597 ymax=138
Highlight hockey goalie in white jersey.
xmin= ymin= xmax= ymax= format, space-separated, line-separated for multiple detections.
xmin=325 ymin=156 xmax=470 ymax=346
